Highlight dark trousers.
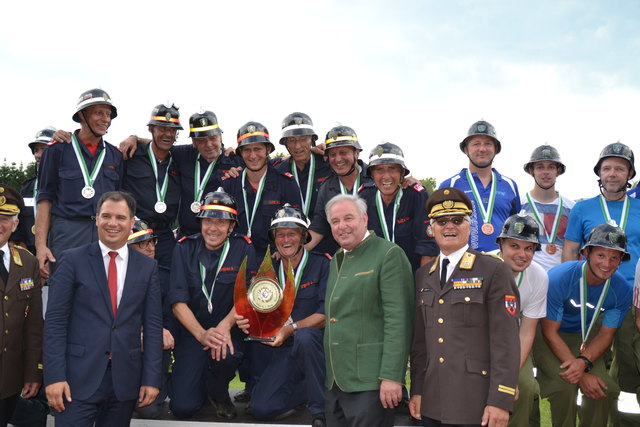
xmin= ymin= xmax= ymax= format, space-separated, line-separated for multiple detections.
xmin=8 ymin=388 xmax=48 ymax=427
xmin=325 ymin=386 xmax=394 ymax=427
xmin=133 ymin=349 xmax=171 ymax=419
xmin=169 ymin=330 xmax=244 ymax=419
xmin=422 ymin=416 xmax=481 ymax=427
xmin=251 ymin=328 xmax=325 ymax=419
xmin=154 ymin=227 xmax=176 ymax=269
xmin=0 ymin=394 xmax=18 ymax=427
xmin=53 ymin=366 xmax=136 ymax=427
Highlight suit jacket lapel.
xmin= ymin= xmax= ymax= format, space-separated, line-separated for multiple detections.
xmin=118 ymin=250 xmax=139 ymax=318
xmin=4 ymin=249 xmax=23 ymax=293
xmin=89 ymin=243 xmax=114 ymax=318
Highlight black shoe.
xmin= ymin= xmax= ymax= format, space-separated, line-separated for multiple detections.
xmin=234 ymin=388 xmax=251 ymax=402
xmin=211 ymin=398 xmax=237 ymax=419
xmin=311 ymin=413 xmax=326 ymax=427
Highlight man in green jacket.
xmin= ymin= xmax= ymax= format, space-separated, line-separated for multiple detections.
xmin=323 ymin=194 xmax=414 ymax=427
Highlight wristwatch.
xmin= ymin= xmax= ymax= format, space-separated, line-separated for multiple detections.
xmin=576 ymin=355 xmax=593 ymax=373
xmin=291 ymin=323 xmax=298 ymax=333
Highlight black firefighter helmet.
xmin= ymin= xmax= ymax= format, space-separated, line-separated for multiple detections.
xmin=581 ymin=222 xmax=631 ymax=262
xmin=268 ymin=204 xmax=311 ymax=244
xmin=189 ymin=110 xmax=223 ymax=138
xmin=593 ymin=142 xmax=636 ymax=179
xmin=459 ymin=120 xmax=501 ymax=154
xmin=279 ymin=112 xmax=318 ymax=146
xmin=523 ymin=144 xmax=566 ymax=175
xmin=324 ymin=125 xmax=362 ymax=151
xmin=72 ymin=88 xmax=117 ymax=123
xmin=366 ymin=142 xmax=410 ymax=177
xmin=128 ymin=218 xmax=156 ymax=245
xmin=197 ymin=188 xmax=238 ymax=223
xmin=496 ymin=212 xmax=541 ymax=251
xmin=148 ymin=103 xmax=183 ymax=130
xmin=236 ymin=121 xmax=275 ymax=154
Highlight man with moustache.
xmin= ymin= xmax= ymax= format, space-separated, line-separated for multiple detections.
xmin=562 ymin=143 xmax=640 ymax=405
xmin=520 ymin=145 xmax=575 ymax=271
xmin=44 ymin=191 xmax=162 ymax=426
xmin=168 ymin=189 xmax=257 ymax=420
xmin=221 ymin=122 xmax=302 ymax=260
xmin=539 ymin=223 xmax=633 ymax=427
xmin=439 ymin=120 xmax=520 ymax=252
xmin=306 ymin=126 xmax=369 ymax=255
xmin=495 ymin=213 xmax=548 ymax=427
xmin=236 ymin=205 xmax=329 ymax=427
xmin=358 ymin=142 xmax=438 ymax=272
xmin=275 ymin=112 xmax=333 ymax=220
xmin=324 ymin=194 xmax=413 ymax=427
xmin=35 ymin=89 xmax=122 ymax=280
xmin=409 ymin=187 xmax=520 ymax=427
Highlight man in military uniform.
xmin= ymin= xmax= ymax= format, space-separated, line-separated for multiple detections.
xmin=168 ymin=189 xmax=257 ymax=420
xmin=306 ymin=126 xmax=369 ymax=255
xmin=121 ymin=104 xmax=182 ymax=268
xmin=439 ymin=120 xmax=521 ymax=252
xmin=324 ymin=194 xmax=413 ymax=427
xmin=410 ymin=187 xmax=520 ymax=427
xmin=358 ymin=142 xmax=437 ymax=272
xmin=0 ymin=185 xmax=42 ymax=426
xmin=275 ymin=112 xmax=333 ymax=220
xmin=539 ymin=223 xmax=633 ymax=427
xmin=495 ymin=213 xmax=548 ymax=427
xmin=220 ymin=121 xmax=302 ymax=260
xmin=520 ymin=145 xmax=575 ymax=271
xmin=35 ymin=89 xmax=122 ymax=279
xmin=236 ymin=205 xmax=329 ymax=427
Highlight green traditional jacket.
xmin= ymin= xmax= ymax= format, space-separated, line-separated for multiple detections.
xmin=324 ymin=231 xmax=414 ymax=392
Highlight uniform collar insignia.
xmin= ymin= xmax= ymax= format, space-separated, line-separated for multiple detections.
xmin=459 ymin=252 xmax=476 ymax=270
xmin=429 ymin=255 xmax=440 ymax=274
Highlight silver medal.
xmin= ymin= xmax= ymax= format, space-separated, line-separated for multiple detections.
xmin=154 ymin=201 xmax=167 ymax=213
xmin=81 ymin=186 xmax=95 ymax=199
xmin=190 ymin=201 xmax=201 ymax=214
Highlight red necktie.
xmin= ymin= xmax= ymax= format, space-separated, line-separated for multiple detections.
xmin=108 ymin=251 xmax=118 ymax=317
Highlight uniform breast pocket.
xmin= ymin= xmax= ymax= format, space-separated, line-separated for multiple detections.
xmin=419 ymin=289 xmax=435 ymax=327
xmin=102 ymin=167 xmax=120 ymax=186
xmin=59 ymin=167 xmax=83 ymax=182
xmin=450 ymin=290 xmax=486 ymax=327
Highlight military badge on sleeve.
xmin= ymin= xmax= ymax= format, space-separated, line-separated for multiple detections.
xmin=505 ymin=295 xmax=517 ymax=315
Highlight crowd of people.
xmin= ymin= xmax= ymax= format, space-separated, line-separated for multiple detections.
xmin=0 ymin=87 xmax=639 ymax=427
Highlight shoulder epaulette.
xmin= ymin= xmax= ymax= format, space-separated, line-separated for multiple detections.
xmin=480 ymin=251 xmax=503 ymax=261
xmin=428 ymin=255 xmax=440 ymax=274
xmin=459 ymin=252 xmax=477 ymax=270
xmin=178 ymin=236 xmax=188 ymax=243
xmin=283 ymin=172 xmax=293 ymax=179
xmin=243 ymin=235 xmax=252 ymax=244
xmin=324 ymin=253 xmax=332 ymax=260
xmin=12 ymin=245 xmax=33 ymax=257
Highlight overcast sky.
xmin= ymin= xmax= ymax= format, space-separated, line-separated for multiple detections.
xmin=2 ymin=0 xmax=639 ymax=200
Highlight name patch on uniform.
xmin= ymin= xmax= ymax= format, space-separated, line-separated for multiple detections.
xmin=19 ymin=278 xmax=35 ymax=292
xmin=219 ymin=266 xmax=237 ymax=273
xmin=505 ymin=295 xmax=517 ymax=315
xmin=300 ymin=281 xmax=313 ymax=290
xmin=452 ymin=277 xmax=483 ymax=289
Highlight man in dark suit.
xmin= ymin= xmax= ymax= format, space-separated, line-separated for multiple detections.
xmin=44 ymin=191 xmax=162 ymax=426
xmin=410 ymin=187 xmax=520 ymax=427
xmin=0 ymin=185 xmax=42 ymax=426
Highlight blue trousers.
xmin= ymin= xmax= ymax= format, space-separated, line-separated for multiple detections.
xmin=251 ymin=328 xmax=325 ymax=419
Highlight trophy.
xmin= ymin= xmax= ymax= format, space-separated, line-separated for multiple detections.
xmin=234 ymin=247 xmax=295 ymax=342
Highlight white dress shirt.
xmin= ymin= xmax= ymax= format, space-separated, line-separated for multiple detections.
xmin=0 ymin=242 xmax=10 ymax=273
xmin=439 ymin=244 xmax=469 ymax=282
xmin=98 ymin=241 xmax=129 ymax=308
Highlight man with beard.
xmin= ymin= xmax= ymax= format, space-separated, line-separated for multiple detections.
xmin=520 ymin=145 xmax=575 ymax=271
xmin=221 ymin=122 xmax=302 ymax=260
xmin=120 ymin=104 xmax=182 ymax=269
xmin=562 ymin=143 xmax=640 ymax=407
xmin=358 ymin=142 xmax=437 ymax=272
xmin=539 ymin=223 xmax=633 ymax=427
xmin=168 ymin=189 xmax=257 ymax=420
xmin=495 ymin=213 xmax=548 ymax=427
xmin=439 ymin=120 xmax=520 ymax=252
xmin=236 ymin=205 xmax=329 ymax=427
xmin=306 ymin=126 xmax=369 ymax=255
xmin=409 ymin=187 xmax=520 ymax=427
xmin=35 ymin=89 xmax=122 ymax=280
xmin=275 ymin=112 xmax=333 ymax=220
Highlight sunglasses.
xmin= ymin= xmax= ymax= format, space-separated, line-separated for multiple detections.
xmin=434 ymin=216 xmax=467 ymax=227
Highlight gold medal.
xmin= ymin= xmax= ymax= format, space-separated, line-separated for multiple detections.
xmin=546 ymin=243 xmax=557 ymax=255
xmin=31 ymin=225 xmax=36 ymax=234
xmin=481 ymin=223 xmax=494 ymax=235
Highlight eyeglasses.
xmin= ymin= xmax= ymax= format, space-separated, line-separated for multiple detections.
xmin=434 ymin=216 xmax=467 ymax=227
xmin=137 ymin=238 xmax=158 ymax=249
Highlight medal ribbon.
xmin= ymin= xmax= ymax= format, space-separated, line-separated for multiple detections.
xmin=278 ymin=249 xmax=309 ymax=296
xmin=147 ymin=144 xmax=173 ymax=205
xmin=339 ymin=165 xmax=361 ymax=195
xmin=291 ymin=154 xmax=315 ymax=216
xmin=241 ymin=169 xmax=267 ymax=238
xmin=194 ymin=154 xmax=217 ymax=204
xmin=579 ymin=262 xmax=611 ymax=345
xmin=599 ymin=195 xmax=629 ymax=230
xmin=516 ymin=271 xmax=524 ymax=288
xmin=375 ymin=189 xmax=403 ymax=242
xmin=71 ymin=134 xmax=106 ymax=189
xmin=465 ymin=169 xmax=497 ymax=225
xmin=525 ymin=192 xmax=563 ymax=244
xmin=200 ymin=239 xmax=230 ymax=314
xmin=32 ymin=177 xmax=38 ymax=219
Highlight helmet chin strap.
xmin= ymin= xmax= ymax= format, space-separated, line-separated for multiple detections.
xmin=534 ymin=177 xmax=555 ymax=191
xmin=597 ymin=179 xmax=629 ymax=201
xmin=80 ymin=110 xmax=107 ymax=139
xmin=468 ymin=158 xmax=492 ymax=170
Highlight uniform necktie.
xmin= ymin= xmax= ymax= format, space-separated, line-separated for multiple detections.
xmin=440 ymin=258 xmax=450 ymax=289
xmin=0 ymin=250 xmax=8 ymax=284
xmin=108 ymin=251 xmax=118 ymax=316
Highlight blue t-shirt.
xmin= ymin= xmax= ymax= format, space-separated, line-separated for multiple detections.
xmin=564 ymin=195 xmax=640 ymax=285
xmin=546 ymin=260 xmax=633 ymax=333
xmin=439 ymin=168 xmax=520 ymax=252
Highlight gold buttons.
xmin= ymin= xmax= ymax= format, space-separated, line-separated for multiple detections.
xmin=3 ymin=296 xmax=7 ymax=300
xmin=4 ymin=312 xmax=8 ymax=318
xmin=438 ymin=337 xmax=444 ymax=343
xmin=3 ymin=329 xmax=7 ymax=334
xmin=437 ymin=318 xmax=444 ymax=324
xmin=439 ymin=357 xmax=445 ymax=363
xmin=438 ymin=299 xmax=444 ymax=304
xmin=482 ymin=370 xmax=488 ymax=376
xmin=330 ymin=318 xmax=336 ymax=323
xmin=464 ymin=296 xmax=470 ymax=302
